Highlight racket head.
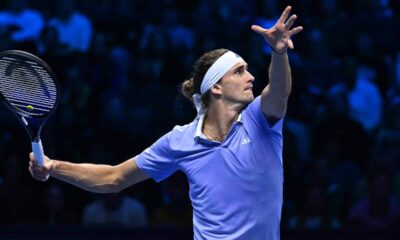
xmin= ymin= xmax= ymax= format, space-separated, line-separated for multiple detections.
xmin=0 ymin=50 xmax=60 ymax=120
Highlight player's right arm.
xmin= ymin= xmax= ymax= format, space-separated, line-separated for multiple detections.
xmin=29 ymin=153 xmax=149 ymax=193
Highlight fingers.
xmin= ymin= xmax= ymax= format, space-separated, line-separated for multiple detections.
xmin=278 ymin=6 xmax=292 ymax=24
xmin=285 ymin=14 xmax=297 ymax=30
xmin=29 ymin=163 xmax=49 ymax=181
xmin=287 ymin=39 xmax=294 ymax=49
xmin=289 ymin=26 xmax=303 ymax=36
xmin=284 ymin=8 xmax=302 ymax=49
xmin=29 ymin=152 xmax=50 ymax=181
xmin=251 ymin=25 xmax=266 ymax=34
xmin=29 ymin=152 xmax=38 ymax=166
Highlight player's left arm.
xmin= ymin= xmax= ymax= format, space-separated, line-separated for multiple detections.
xmin=251 ymin=6 xmax=303 ymax=120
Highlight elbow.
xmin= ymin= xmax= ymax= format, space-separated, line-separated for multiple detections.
xmin=91 ymin=169 xmax=125 ymax=194
xmin=92 ymin=182 xmax=123 ymax=194
xmin=110 ymin=180 xmax=125 ymax=193
xmin=107 ymin=186 xmax=122 ymax=194
xmin=86 ymin=182 xmax=122 ymax=194
xmin=105 ymin=174 xmax=124 ymax=193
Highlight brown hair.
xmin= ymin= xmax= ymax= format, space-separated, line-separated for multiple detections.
xmin=181 ymin=48 xmax=229 ymax=108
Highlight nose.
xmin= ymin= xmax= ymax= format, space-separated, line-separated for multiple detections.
xmin=246 ymin=70 xmax=255 ymax=82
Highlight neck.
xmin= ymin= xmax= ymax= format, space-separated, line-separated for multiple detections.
xmin=203 ymin=101 xmax=241 ymax=141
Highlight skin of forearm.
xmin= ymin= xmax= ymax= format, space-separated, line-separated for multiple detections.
xmin=50 ymin=160 xmax=122 ymax=193
xmin=260 ymin=52 xmax=292 ymax=119
xmin=268 ymin=52 xmax=292 ymax=98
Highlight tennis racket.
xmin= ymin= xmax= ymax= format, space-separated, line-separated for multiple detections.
xmin=0 ymin=50 xmax=59 ymax=168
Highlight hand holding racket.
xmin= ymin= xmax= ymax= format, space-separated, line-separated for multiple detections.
xmin=0 ymin=50 xmax=59 ymax=180
xmin=29 ymin=152 xmax=54 ymax=181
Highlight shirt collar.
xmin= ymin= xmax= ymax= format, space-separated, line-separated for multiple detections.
xmin=194 ymin=112 xmax=242 ymax=141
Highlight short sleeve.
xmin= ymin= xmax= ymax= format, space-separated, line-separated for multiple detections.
xmin=135 ymin=132 xmax=179 ymax=182
xmin=242 ymin=96 xmax=284 ymax=135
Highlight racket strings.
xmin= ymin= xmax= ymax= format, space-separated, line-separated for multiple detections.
xmin=1 ymin=57 xmax=57 ymax=86
xmin=0 ymin=57 xmax=57 ymax=88
xmin=0 ymin=82 xmax=57 ymax=112
xmin=0 ymin=75 xmax=57 ymax=100
xmin=0 ymin=57 xmax=58 ymax=116
xmin=0 ymin=85 xmax=54 ymax=108
xmin=0 ymin=66 xmax=57 ymax=103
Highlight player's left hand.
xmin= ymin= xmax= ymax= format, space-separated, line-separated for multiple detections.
xmin=251 ymin=6 xmax=303 ymax=54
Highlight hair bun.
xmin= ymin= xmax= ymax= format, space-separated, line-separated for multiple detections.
xmin=181 ymin=78 xmax=195 ymax=101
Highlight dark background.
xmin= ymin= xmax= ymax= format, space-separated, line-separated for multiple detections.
xmin=1 ymin=0 xmax=400 ymax=239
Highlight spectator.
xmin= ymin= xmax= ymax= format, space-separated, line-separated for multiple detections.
xmin=82 ymin=193 xmax=148 ymax=228
xmin=0 ymin=0 xmax=44 ymax=43
xmin=286 ymin=184 xmax=340 ymax=230
xmin=348 ymin=164 xmax=400 ymax=230
xmin=44 ymin=183 xmax=78 ymax=225
xmin=348 ymin=65 xmax=383 ymax=131
xmin=47 ymin=0 xmax=93 ymax=53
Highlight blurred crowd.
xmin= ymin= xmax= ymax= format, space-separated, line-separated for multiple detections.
xmin=0 ymin=0 xmax=400 ymax=233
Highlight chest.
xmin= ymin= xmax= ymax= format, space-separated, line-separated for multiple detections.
xmin=178 ymin=129 xmax=283 ymax=195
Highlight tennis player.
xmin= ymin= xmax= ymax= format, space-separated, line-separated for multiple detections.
xmin=29 ymin=6 xmax=302 ymax=239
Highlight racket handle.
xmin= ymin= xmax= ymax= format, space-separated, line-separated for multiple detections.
xmin=32 ymin=140 xmax=45 ymax=167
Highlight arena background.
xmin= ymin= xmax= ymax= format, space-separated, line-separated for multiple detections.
xmin=1 ymin=0 xmax=400 ymax=239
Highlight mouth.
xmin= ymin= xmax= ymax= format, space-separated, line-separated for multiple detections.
xmin=245 ymin=84 xmax=253 ymax=91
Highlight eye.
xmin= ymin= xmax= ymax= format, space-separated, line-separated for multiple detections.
xmin=235 ymin=68 xmax=244 ymax=75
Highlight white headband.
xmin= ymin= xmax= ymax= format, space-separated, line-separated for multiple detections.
xmin=193 ymin=51 xmax=244 ymax=115
xmin=201 ymin=51 xmax=243 ymax=94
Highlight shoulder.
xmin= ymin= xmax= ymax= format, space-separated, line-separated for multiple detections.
xmin=243 ymin=95 xmax=261 ymax=112
xmin=241 ymin=96 xmax=263 ymax=124
xmin=144 ymin=120 xmax=196 ymax=152
xmin=171 ymin=121 xmax=195 ymax=134
xmin=167 ymin=121 xmax=197 ymax=145
xmin=242 ymin=96 xmax=284 ymax=134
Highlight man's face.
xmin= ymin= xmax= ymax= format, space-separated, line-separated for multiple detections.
xmin=215 ymin=61 xmax=255 ymax=105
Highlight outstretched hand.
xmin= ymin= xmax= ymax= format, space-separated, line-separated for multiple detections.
xmin=251 ymin=6 xmax=303 ymax=54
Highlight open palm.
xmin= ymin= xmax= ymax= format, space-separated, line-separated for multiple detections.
xmin=251 ymin=6 xmax=303 ymax=54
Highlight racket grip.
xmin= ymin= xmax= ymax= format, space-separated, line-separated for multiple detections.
xmin=32 ymin=140 xmax=45 ymax=167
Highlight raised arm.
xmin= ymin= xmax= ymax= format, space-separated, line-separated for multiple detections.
xmin=29 ymin=154 xmax=149 ymax=193
xmin=251 ymin=6 xmax=303 ymax=120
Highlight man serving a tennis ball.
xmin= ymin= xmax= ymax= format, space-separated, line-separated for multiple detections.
xmin=30 ymin=6 xmax=302 ymax=240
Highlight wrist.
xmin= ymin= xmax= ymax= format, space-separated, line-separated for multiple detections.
xmin=48 ymin=159 xmax=56 ymax=176
xmin=271 ymin=51 xmax=289 ymax=62
xmin=271 ymin=48 xmax=287 ymax=55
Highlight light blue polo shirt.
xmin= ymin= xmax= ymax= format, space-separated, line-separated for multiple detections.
xmin=136 ymin=96 xmax=284 ymax=240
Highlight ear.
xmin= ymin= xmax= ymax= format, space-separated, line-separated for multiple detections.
xmin=210 ymin=84 xmax=222 ymax=96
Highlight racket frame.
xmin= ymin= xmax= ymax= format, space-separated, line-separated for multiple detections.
xmin=0 ymin=50 xmax=60 ymax=167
